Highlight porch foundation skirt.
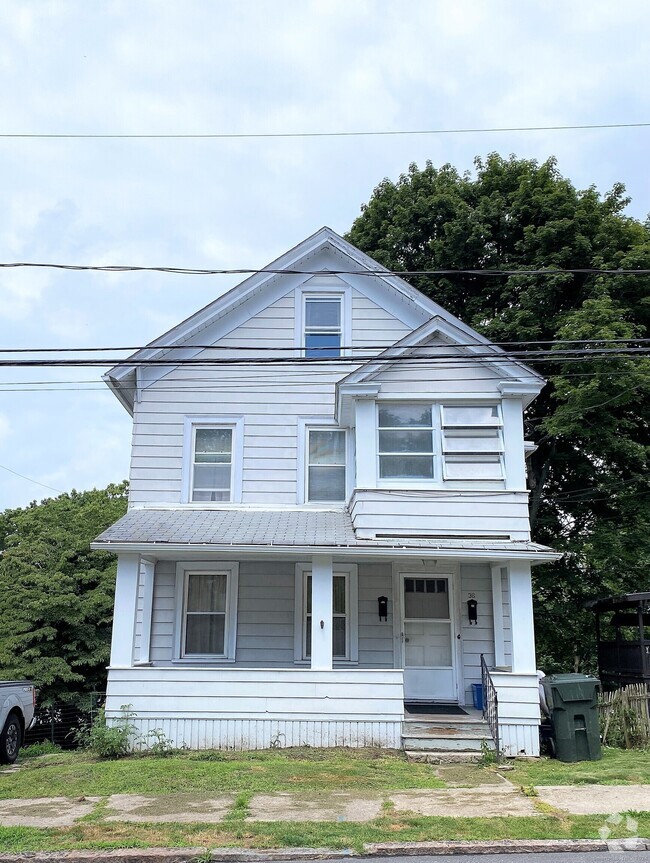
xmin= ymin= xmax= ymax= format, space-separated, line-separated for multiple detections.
xmin=105 ymin=667 xmax=405 ymax=750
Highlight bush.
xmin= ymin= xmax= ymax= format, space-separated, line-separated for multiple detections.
xmin=74 ymin=705 xmax=136 ymax=759
xmin=21 ymin=740 xmax=63 ymax=758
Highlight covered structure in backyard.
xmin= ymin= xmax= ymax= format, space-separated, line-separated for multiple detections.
xmin=586 ymin=592 xmax=650 ymax=688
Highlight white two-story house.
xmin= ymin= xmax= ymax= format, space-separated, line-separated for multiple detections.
xmin=93 ymin=227 xmax=560 ymax=757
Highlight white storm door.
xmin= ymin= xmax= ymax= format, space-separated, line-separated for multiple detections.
xmin=401 ymin=574 xmax=456 ymax=701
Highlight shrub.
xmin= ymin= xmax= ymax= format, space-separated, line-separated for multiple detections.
xmin=74 ymin=705 xmax=136 ymax=759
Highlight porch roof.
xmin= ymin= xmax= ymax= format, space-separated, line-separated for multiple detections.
xmin=92 ymin=507 xmax=559 ymax=560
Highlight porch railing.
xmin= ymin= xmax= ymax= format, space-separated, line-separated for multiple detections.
xmin=480 ymin=653 xmax=500 ymax=758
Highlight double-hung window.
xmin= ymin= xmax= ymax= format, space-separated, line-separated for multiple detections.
xmin=378 ymin=403 xmax=435 ymax=479
xmin=295 ymin=564 xmax=358 ymax=663
xmin=441 ymin=404 xmax=504 ymax=479
xmin=307 ymin=428 xmax=346 ymax=501
xmin=304 ymin=573 xmax=349 ymax=659
xmin=191 ymin=427 xmax=233 ymax=501
xmin=175 ymin=562 xmax=239 ymax=660
xmin=377 ymin=402 xmax=505 ymax=482
xmin=304 ymin=297 xmax=342 ymax=358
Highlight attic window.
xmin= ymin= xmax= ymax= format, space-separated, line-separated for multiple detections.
xmin=304 ymin=297 xmax=341 ymax=358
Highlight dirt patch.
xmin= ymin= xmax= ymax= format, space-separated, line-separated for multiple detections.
xmin=247 ymin=791 xmax=384 ymax=822
xmin=389 ymin=785 xmax=540 ymax=818
xmin=537 ymin=784 xmax=650 ymax=815
xmin=105 ymin=793 xmax=234 ymax=823
xmin=435 ymin=764 xmax=511 ymax=787
xmin=0 ymin=796 xmax=101 ymax=827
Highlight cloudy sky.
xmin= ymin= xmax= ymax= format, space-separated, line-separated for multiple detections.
xmin=0 ymin=0 xmax=649 ymax=511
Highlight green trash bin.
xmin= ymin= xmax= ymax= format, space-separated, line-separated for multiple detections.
xmin=542 ymin=673 xmax=601 ymax=762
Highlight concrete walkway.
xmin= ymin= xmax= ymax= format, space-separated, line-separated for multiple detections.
xmin=0 ymin=784 xmax=649 ymax=828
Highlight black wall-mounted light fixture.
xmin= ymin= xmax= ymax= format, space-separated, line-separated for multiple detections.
xmin=378 ymin=596 xmax=388 ymax=621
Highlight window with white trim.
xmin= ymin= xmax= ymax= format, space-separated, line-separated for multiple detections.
xmin=307 ymin=428 xmax=346 ymax=501
xmin=303 ymin=573 xmax=349 ymax=659
xmin=191 ymin=427 xmax=233 ymax=501
xmin=441 ymin=404 xmax=504 ymax=479
xmin=377 ymin=402 xmax=504 ymax=482
xmin=175 ymin=562 xmax=239 ymax=660
xmin=378 ymin=403 xmax=435 ymax=479
xmin=304 ymin=297 xmax=342 ymax=358
xmin=294 ymin=564 xmax=358 ymax=663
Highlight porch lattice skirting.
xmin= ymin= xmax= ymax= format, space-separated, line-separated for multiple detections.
xmin=105 ymin=667 xmax=405 ymax=751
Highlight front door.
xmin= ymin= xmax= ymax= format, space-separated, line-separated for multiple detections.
xmin=401 ymin=574 xmax=456 ymax=701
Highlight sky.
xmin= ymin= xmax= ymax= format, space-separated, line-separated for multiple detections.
xmin=0 ymin=0 xmax=649 ymax=511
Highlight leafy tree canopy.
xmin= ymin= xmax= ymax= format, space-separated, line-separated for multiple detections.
xmin=347 ymin=154 xmax=650 ymax=672
xmin=0 ymin=482 xmax=128 ymax=703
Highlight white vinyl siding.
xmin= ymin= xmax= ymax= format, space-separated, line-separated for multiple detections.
xmin=127 ymin=285 xmax=419 ymax=506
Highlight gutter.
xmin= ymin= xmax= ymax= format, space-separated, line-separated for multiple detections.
xmin=90 ymin=540 xmax=562 ymax=563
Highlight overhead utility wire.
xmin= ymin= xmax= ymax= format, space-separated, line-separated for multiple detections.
xmin=0 ymin=462 xmax=64 ymax=494
xmin=2 ymin=262 xmax=650 ymax=277
xmin=1 ymin=121 xmax=649 ymax=139
xmin=0 ymin=365 xmax=645 ymax=392
xmin=2 ymin=337 xmax=648 ymax=354
xmin=0 ymin=346 xmax=646 ymax=368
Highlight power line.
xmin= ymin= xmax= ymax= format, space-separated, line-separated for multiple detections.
xmin=0 ymin=347 xmax=647 ymax=368
xmin=1 ymin=337 xmax=648 ymax=354
xmin=0 ymin=462 xmax=63 ymax=494
xmin=1 ymin=121 xmax=649 ymax=140
xmin=1 ymin=262 xmax=650 ymax=277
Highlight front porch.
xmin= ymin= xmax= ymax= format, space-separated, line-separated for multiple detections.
xmin=104 ymin=548 xmax=544 ymax=755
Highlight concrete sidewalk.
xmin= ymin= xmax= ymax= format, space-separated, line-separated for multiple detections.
xmin=0 ymin=783 xmax=649 ymax=828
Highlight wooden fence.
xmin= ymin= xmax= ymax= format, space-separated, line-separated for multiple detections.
xmin=599 ymin=683 xmax=650 ymax=748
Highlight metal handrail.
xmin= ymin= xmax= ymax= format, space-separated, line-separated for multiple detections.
xmin=480 ymin=653 xmax=500 ymax=758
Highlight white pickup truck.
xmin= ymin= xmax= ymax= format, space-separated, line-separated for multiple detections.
xmin=0 ymin=681 xmax=37 ymax=764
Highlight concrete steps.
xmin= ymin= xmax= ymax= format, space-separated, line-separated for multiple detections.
xmin=402 ymin=714 xmax=495 ymax=762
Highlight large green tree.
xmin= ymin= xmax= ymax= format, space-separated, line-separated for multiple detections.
xmin=347 ymin=154 xmax=650 ymax=672
xmin=0 ymin=482 xmax=128 ymax=703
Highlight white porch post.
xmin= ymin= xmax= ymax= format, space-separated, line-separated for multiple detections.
xmin=310 ymin=554 xmax=334 ymax=670
xmin=507 ymin=560 xmax=536 ymax=673
xmin=136 ymin=557 xmax=155 ymax=665
xmin=490 ymin=564 xmax=506 ymax=668
xmin=110 ymin=553 xmax=140 ymax=667
xmin=354 ymin=399 xmax=376 ymax=488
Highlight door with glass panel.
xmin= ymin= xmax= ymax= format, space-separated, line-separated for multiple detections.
xmin=401 ymin=574 xmax=456 ymax=701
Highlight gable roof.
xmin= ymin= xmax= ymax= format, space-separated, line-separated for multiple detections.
xmin=103 ymin=226 xmax=544 ymax=413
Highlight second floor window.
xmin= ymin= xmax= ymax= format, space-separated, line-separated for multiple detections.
xmin=191 ymin=427 xmax=233 ymax=501
xmin=304 ymin=297 xmax=342 ymax=357
xmin=378 ymin=404 xmax=435 ymax=479
xmin=307 ymin=429 xmax=346 ymax=501
xmin=377 ymin=402 xmax=504 ymax=482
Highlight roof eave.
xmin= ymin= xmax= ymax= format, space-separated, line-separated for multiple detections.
xmin=90 ymin=539 xmax=561 ymax=563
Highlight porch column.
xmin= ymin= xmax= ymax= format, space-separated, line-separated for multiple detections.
xmin=110 ymin=553 xmax=140 ymax=667
xmin=310 ymin=554 xmax=334 ymax=670
xmin=136 ymin=557 xmax=155 ymax=665
xmin=354 ymin=399 xmax=376 ymax=487
xmin=507 ymin=560 xmax=536 ymax=673
xmin=490 ymin=564 xmax=506 ymax=667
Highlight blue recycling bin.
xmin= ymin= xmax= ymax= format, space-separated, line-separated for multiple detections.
xmin=472 ymin=683 xmax=484 ymax=711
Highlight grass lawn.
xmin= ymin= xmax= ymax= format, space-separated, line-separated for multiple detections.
xmin=1 ymin=812 xmax=649 ymax=853
xmin=1 ymin=747 xmax=648 ymax=852
xmin=0 ymin=748 xmax=446 ymax=799
xmin=505 ymin=747 xmax=650 ymax=786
